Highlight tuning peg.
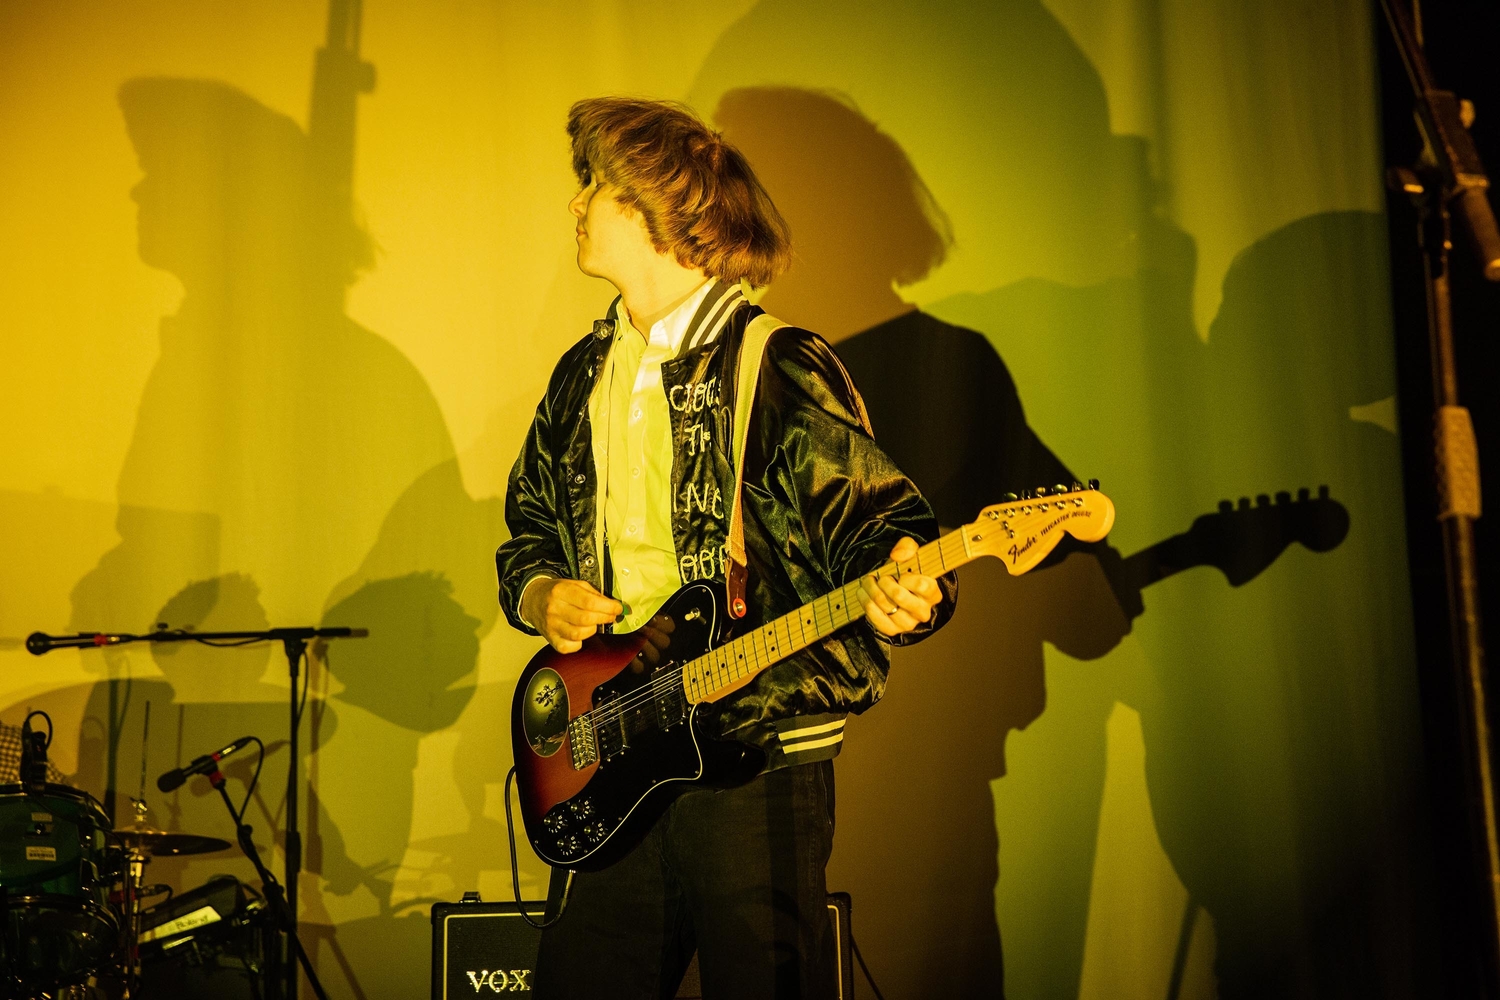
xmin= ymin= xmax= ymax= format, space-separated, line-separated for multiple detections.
xmin=1053 ymin=484 xmax=1069 ymax=496
xmin=1318 ymin=485 xmax=1329 ymax=499
xmin=1256 ymin=494 xmax=1271 ymax=507
xmin=1218 ymin=500 xmax=1233 ymax=514
xmin=1238 ymin=497 xmax=1251 ymax=510
xmin=1275 ymin=491 xmax=1291 ymax=505
xmin=1034 ymin=485 xmax=1050 ymax=496
xmin=1071 ymin=481 xmax=1083 ymax=493
xmin=1087 ymin=479 xmax=1100 ymax=491
xmin=1297 ymin=487 xmax=1310 ymax=502
xmin=1002 ymin=492 xmax=1019 ymax=503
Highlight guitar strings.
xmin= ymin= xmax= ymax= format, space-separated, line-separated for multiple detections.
xmin=585 ymin=577 xmax=869 ymax=729
xmin=580 ymin=494 xmax=1093 ymax=731
xmin=581 ymin=532 xmax=970 ymax=731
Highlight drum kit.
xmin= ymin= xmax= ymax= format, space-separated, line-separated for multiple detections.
xmin=0 ymin=780 xmax=271 ymax=998
xmin=15 ymin=626 xmax=366 ymax=1000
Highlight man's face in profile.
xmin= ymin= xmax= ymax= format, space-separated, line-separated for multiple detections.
xmin=568 ymin=171 xmax=657 ymax=284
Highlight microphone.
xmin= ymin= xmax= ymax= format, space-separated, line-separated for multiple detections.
xmin=26 ymin=632 xmax=117 ymax=655
xmin=157 ymin=736 xmax=257 ymax=792
xmin=20 ymin=716 xmax=48 ymax=791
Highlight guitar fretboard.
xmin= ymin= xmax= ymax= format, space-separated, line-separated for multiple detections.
xmin=682 ymin=531 xmax=972 ymax=704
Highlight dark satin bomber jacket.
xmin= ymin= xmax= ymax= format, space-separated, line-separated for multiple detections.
xmin=496 ymin=284 xmax=957 ymax=769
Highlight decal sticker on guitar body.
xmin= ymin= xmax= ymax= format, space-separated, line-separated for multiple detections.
xmin=522 ymin=668 xmax=568 ymax=758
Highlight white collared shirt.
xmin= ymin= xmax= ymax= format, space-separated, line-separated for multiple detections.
xmin=588 ymin=279 xmax=718 ymax=631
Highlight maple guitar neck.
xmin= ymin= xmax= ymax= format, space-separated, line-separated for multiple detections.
xmin=682 ymin=532 xmax=968 ymax=705
xmin=682 ymin=484 xmax=1116 ymax=705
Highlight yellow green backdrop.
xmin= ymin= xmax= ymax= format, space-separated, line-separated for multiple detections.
xmin=0 ymin=1 xmax=1427 ymax=997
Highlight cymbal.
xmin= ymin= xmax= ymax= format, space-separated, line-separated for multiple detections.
xmin=114 ymin=827 xmax=231 ymax=857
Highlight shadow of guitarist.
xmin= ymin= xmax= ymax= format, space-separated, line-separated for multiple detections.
xmin=715 ymin=87 xmax=1353 ymax=1000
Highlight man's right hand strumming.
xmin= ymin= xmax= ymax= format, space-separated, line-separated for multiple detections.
xmin=521 ymin=576 xmax=624 ymax=653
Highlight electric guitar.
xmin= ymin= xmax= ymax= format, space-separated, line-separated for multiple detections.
xmin=510 ymin=482 xmax=1116 ymax=871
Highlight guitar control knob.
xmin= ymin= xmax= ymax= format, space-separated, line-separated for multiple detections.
xmin=584 ymin=822 xmax=606 ymax=843
xmin=557 ymin=834 xmax=581 ymax=855
xmin=569 ymin=798 xmax=594 ymax=819
xmin=543 ymin=812 xmax=567 ymax=834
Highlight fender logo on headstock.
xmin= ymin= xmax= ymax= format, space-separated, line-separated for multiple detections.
xmin=968 ymin=483 xmax=1116 ymax=575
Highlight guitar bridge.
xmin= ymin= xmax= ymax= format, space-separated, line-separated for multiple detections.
xmin=568 ymin=715 xmax=598 ymax=769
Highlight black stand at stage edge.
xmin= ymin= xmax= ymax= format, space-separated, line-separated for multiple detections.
xmin=1381 ymin=0 xmax=1500 ymax=978
xmin=26 ymin=624 xmax=368 ymax=1000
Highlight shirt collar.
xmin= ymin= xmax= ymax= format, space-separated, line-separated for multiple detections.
xmin=609 ymin=278 xmax=746 ymax=357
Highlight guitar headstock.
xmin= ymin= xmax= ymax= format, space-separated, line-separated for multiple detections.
xmin=964 ymin=481 xmax=1116 ymax=576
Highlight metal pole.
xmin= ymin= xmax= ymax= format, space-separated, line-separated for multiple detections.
xmin=284 ymin=636 xmax=307 ymax=1000
xmin=1381 ymin=0 xmax=1499 ymax=972
xmin=1418 ymin=193 xmax=1498 ymax=948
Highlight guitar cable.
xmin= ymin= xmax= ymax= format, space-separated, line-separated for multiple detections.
xmin=850 ymin=929 xmax=887 ymax=1000
xmin=504 ymin=765 xmax=575 ymax=930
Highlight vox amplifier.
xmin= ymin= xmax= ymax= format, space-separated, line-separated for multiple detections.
xmin=431 ymin=897 xmax=544 ymax=997
xmin=431 ymin=891 xmax=854 ymax=998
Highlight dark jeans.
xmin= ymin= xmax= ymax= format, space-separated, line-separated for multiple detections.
xmin=534 ymin=760 xmax=838 ymax=1000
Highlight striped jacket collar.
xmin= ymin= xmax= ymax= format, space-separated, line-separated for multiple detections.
xmin=592 ymin=279 xmax=747 ymax=358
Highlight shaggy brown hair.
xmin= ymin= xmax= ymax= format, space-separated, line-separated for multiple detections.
xmin=567 ymin=97 xmax=792 ymax=286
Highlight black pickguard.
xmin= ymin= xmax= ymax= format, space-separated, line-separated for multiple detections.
xmin=536 ymin=582 xmax=765 ymax=871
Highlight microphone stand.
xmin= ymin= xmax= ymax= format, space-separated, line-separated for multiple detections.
xmin=1380 ymin=0 xmax=1500 ymax=977
xmin=208 ymin=769 xmax=329 ymax=1000
xmin=26 ymin=625 xmax=366 ymax=999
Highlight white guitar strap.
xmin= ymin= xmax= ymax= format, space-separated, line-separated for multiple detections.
xmin=725 ymin=312 xmax=787 ymax=618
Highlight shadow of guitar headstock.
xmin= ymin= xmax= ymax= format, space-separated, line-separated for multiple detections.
xmin=1127 ymin=486 xmax=1350 ymax=592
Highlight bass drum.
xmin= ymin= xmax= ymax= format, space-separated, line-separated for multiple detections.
xmin=0 ymin=783 xmax=120 ymax=993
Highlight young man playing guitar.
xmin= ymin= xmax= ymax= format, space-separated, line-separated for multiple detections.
xmin=496 ymin=97 xmax=956 ymax=999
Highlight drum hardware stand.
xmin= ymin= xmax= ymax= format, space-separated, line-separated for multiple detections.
xmin=26 ymin=625 xmax=368 ymax=1000
xmin=1381 ymin=0 xmax=1500 ymax=979
xmin=121 ymin=799 xmax=150 ymax=999
xmin=206 ymin=768 xmax=329 ymax=1000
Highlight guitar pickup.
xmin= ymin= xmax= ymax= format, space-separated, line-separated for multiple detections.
xmin=655 ymin=682 xmax=686 ymax=730
xmin=568 ymin=716 xmax=598 ymax=770
xmin=594 ymin=694 xmax=627 ymax=761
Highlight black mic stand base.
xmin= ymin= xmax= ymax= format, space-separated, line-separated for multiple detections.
xmin=210 ymin=774 xmax=329 ymax=1000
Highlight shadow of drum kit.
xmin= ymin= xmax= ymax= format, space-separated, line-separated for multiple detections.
xmin=0 ymin=783 xmax=269 ymax=999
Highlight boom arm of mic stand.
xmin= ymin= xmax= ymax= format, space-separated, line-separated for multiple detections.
xmin=26 ymin=626 xmax=369 ymax=655
xmin=209 ymin=776 xmax=330 ymax=1000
